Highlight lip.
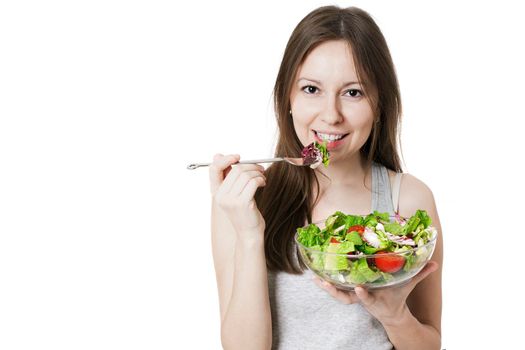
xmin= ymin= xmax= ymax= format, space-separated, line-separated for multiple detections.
xmin=313 ymin=130 xmax=349 ymax=151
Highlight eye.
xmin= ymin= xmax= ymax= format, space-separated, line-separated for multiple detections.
xmin=302 ymin=85 xmax=319 ymax=94
xmin=345 ymin=89 xmax=363 ymax=97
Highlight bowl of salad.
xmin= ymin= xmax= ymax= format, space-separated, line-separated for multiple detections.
xmin=295 ymin=210 xmax=438 ymax=290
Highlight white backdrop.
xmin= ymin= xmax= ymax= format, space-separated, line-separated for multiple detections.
xmin=1 ymin=0 xmax=524 ymax=349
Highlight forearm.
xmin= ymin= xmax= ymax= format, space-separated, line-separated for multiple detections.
xmin=382 ymin=306 xmax=441 ymax=350
xmin=221 ymin=234 xmax=272 ymax=350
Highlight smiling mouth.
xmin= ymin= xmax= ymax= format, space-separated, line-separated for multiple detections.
xmin=314 ymin=130 xmax=349 ymax=143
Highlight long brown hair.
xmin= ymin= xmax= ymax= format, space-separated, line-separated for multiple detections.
xmin=255 ymin=6 xmax=403 ymax=273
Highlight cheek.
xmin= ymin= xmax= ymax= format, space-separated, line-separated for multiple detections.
xmin=344 ymin=104 xmax=375 ymax=131
xmin=292 ymin=95 xmax=322 ymax=124
xmin=291 ymin=98 xmax=316 ymax=140
xmin=291 ymin=116 xmax=312 ymax=144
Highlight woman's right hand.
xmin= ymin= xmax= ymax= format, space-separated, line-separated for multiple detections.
xmin=209 ymin=154 xmax=267 ymax=239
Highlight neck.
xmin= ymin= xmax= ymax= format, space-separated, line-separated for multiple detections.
xmin=314 ymin=153 xmax=371 ymax=188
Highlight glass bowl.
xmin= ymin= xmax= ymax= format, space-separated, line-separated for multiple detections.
xmin=295 ymin=218 xmax=438 ymax=290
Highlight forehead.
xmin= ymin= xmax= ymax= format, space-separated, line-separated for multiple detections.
xmin=296 ymin=40 xmax=359 ymax=83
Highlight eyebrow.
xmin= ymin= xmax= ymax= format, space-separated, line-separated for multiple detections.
xmin=297 ymin=77 xmax=364 ymax=86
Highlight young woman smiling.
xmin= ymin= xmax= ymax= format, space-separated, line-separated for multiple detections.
xmin=209 ymin=6 xmax=443 ymax=350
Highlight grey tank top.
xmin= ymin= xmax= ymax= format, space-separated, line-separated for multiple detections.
xmin=268 ymin=163 xmax=399 ymax=350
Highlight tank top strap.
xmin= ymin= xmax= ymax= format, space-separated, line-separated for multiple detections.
xmin=391 ymin=172 xmax=403 ymax=214
xmin=371 ymin=162 xmax=396 ymax=215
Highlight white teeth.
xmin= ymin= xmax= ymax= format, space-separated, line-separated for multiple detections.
xmin=316 ymin=132 xmax=345 ymax=142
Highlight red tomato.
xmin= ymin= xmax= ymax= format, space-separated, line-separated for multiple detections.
xmin=374 ymin=251 xmax=405 ymax=273
xmin=330 ymin=237 xmax=340 ymax=244
xmin=348 ymin=225 xmax=365 ymax=234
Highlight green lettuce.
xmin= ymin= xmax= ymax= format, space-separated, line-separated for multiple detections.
xmin=324 ymin=243 xmax=348 ymax=271
xmin=384 ymin=222 xmax=404 ymax=235
xmin=309 ymin=245 xmax=324 ymax=270
xmin=404 ymin=209 xmax=432 ymax=235
xmin=297 ymin=224 xmax=322 ymax=247
xmin=344 ymin=215 xmax=365 ymax=229
xmin=336 ymin=241 xmax=355 ymax=254
xmin=345 ymin=231 xmax=363 ymax=246
xmin=314 ymin=141 xmax=330 ymax=167
xmin=347 ymin=258 xmax=381 ymax=284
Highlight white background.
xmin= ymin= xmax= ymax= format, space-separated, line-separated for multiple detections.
xmin=1 ymin=0 xmax=524 ymax=349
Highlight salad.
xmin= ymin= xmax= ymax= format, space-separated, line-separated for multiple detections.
xmin=296 ymin=210 xmax=437 ymax=287
xmin=301 ymin=141 xmax=330 ymax=169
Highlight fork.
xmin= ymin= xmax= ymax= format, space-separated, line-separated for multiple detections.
xmin=186 ymin=157 xmax=309 ymax=170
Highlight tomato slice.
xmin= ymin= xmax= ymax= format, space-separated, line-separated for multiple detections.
xmin=374 ymin=251 xmax=405 ymax=273
xmin=330 ymin=237 xmax=340 ymax=244
xmin=348 ymin=225 xmax=365 ymax=234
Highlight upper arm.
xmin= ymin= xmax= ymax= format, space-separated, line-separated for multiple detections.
xmin=211 ymin=201 xmax=236 ymax=324
xmin=397 ymin=173 xmax=443 ymax=335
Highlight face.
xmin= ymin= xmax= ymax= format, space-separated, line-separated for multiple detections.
xmin=289 ymin=40 xmax=377 ymax=163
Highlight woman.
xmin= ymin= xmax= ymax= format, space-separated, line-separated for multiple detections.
xmin=209 ymin=5 xmax=442 ymax=350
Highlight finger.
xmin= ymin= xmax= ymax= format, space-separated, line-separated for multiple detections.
xmin=313 ymin=277 xmax=358 ymax=305
xmin=219 ymin=164 xmax=264 ymax=195
xmin=354 ymin=286 xmax=375 ymax=307
xmin=240 ymin=176 xmax=266 ymax=206
xmin=230 ymin=170 xmax=266 ymax=200
xmin=209 ymin=154 xmax=240 ymax=193
xmin=225 ymin=168 xmax=265 ymax=196
xmin=409 ymin=260 xmax=439 ymax=288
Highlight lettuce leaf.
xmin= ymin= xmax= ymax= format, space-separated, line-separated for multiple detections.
xmin=309 ymin=245 xmax=324 ymax=270
xmin=346 ymin=258 xmax=381 ymax=284
xmin=336 ymin=241 xmax=355 ymax=254
xmin=314 ymin=141 xmax=330 ymax=167
xmin=344 ymin=214 xmax=364 ymax=229
xmin=325 ymin=211 xmax=346 ymax=232
xmin=403 ymin=253 xmax=416 ymax=272
xmin=297 ymin=224 xmax=322 ymax=247
xmin=404 ymin=210 xmax=432 ymax=235
xmin=384 ymin=222 xmax=404 ymax=235
xmin=345 ymin=231 xmax=363 ymax=246
xmin=324 ymin=243 xmax=348 ymax=271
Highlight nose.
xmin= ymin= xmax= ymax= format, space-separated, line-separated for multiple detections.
xmin=320 ymin=94 xmax=343 ymax=125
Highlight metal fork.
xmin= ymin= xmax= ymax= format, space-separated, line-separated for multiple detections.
xmin=186 ymin=157 xmax=310 ymax=170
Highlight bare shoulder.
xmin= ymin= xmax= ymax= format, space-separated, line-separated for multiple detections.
xmin=387 ymin=170 xmax=437 ymax=218
xmin=389 ymin=171 xmax=443 ymax=332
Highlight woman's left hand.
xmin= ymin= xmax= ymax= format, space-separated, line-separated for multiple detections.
xmin=313 ymin=261 xmax=439 ymax=326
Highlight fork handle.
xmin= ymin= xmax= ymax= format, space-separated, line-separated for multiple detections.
xmin=187 ymin=157 xmax=284 ymax=170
